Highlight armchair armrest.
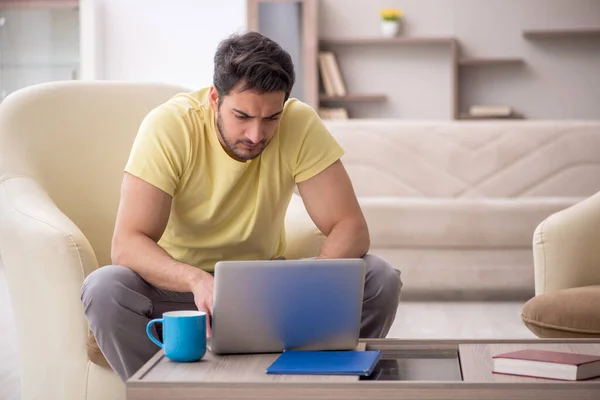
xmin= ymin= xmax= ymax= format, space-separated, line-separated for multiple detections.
xmin=533 ymin=191 xmax=600 ymax=295
xmin=0 ymin=176 xmax=99 ymax=400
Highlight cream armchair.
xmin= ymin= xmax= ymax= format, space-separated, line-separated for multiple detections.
xmin=0 ymin=81 xmax=325 ymax=400
xmin=521 ymin=190 xmax=600 ymax=338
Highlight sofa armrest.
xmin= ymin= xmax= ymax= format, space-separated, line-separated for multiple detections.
xmin=533 ymin=191 xmax=600 ymax=295
xmin=0 ymin=176 xmax=100 ymax=400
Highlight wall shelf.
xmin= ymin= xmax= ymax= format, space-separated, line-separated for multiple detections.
xmin=523 ymin=28 xmax=600 ymax=39
xmin=320 ymin=37 xmax=456 ymax=46
xmin=250 ymin=0 xmax=598 ymax=120
xmin=319 ymin=94 xmax=387 ymax=103
xmin=458 ymin=57 xmax=524 ymax=66
xmin=459 ymin=112 xmax=525 ymax=120
xmin=1 ymin=62 xmax=79 ymax=68
xmin=0 ymin=1 xmax=78 ymax=8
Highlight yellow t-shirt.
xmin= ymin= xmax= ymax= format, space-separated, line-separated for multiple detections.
xmin=124 ymin=88 xmax=344 ymax=272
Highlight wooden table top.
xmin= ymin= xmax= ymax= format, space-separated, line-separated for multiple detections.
xmin=127 ymin=338 xmax=600 ymax=400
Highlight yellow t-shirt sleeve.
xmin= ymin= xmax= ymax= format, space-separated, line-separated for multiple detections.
xmin=282 ymin=100 xmax=345 ymax=183
xmin=124 ymin=104 xmax=192 ymax=196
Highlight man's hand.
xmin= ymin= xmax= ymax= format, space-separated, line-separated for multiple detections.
xmin=190 ymin=273 xmax=215 ymax=338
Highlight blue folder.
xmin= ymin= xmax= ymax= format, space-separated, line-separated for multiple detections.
xmin=265 ymin=350 xmax=382 ymax=376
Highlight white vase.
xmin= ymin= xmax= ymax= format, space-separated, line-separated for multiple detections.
xmin=380 ymin=20 xmax=400 ymax=37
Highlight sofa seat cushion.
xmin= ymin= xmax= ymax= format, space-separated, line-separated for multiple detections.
xmin=521 ymin=285 xmax=600 ymax=338
xmin=360 ymin=197 xmax=577 ymax=248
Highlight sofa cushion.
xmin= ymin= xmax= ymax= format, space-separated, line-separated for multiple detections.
xmin=361 ymin=197 xmax=576 ymax=248
xmin=521 ymin=285 xmax=600 ymax=338
xmin=87 ymin=332 xmax=109 ymax=368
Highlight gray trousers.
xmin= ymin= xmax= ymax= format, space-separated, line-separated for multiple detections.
xmin=80 ymin=254 xmax=402 ymax=382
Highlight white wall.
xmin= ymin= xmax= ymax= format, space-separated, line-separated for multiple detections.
xmin=0 ymin=7 xmax=79 ymax=98
xmin=81 ymin=0 xmax=247 ymax=90
xmin=320 ymin=0 xmax=600 ymax=119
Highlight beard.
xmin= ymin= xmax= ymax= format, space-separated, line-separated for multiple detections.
xmin=216 ymin=113 xmax=267 ymax=161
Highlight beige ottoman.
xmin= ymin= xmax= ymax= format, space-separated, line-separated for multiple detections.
xmin=521 ymin=285 xmax=600 ymax=338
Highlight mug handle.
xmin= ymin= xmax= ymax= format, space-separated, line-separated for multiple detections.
xmin=146 ymin=318 xmax=164 ymax=348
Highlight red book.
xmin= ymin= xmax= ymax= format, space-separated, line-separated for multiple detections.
xmin=492 ymin=349 xmax=600 ymax=381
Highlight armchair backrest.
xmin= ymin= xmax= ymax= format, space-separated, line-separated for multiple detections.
xmin=0 ymin=81 xmax=188 ymax=266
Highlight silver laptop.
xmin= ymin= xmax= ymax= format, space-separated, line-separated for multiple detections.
xmin=209 ymin=258 xmax=366 ymax=355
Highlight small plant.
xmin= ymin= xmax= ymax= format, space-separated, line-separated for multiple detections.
xmin=380 ymin=8 xmax=403 ymax=22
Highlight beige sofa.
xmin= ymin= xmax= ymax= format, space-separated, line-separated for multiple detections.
xmin=0 ymin=82 xmax=189 ymax=400
xmin=323 ymin=119 xmax=600 ymax=300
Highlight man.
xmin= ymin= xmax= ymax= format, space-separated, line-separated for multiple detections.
xmin=81 ymin=31 xmax=402 ymax=382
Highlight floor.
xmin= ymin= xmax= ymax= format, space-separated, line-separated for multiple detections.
xmin=0 ymin=261 xmax=534 ymax=400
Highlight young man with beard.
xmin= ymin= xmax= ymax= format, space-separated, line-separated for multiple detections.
xmin=81 ymin=31 xmax=402 ymax=382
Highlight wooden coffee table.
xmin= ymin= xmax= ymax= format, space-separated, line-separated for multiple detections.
xmin=127 ymin=338 xmax=600 ymax=399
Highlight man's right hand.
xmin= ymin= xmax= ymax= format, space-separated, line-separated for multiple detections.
xmin=190 ymin=273 xmax=215 ymax=338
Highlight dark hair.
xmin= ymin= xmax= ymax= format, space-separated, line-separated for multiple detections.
xmin=213 ymin=31 xmax=295 ymax=105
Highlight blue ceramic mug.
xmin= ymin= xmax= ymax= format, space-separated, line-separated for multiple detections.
xmin=146 ymin=310 xmax=207 ymax=362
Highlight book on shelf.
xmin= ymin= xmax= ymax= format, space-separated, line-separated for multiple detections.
xmin=318 ymin=107 xmax=349 ymax=120
xmin=468 ymin=105 xmax=513 ymax=117
xmin=492 ymin=349 xmax=600 ymax=381
xmin=318 ymin=52 xmax=336 ymax=97
xmin=317 ymin=51 xmax=347 ymax=97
